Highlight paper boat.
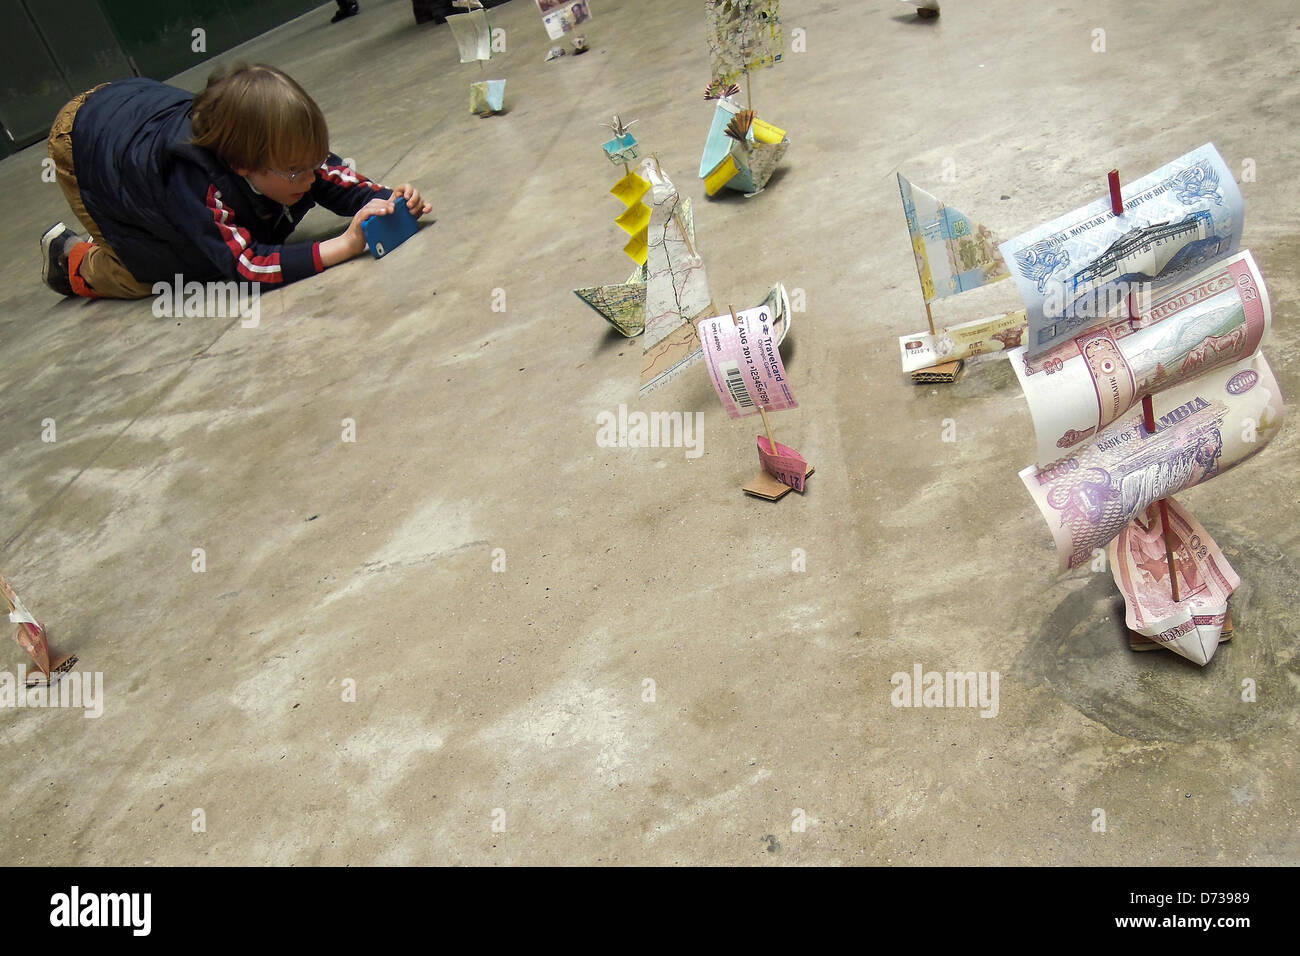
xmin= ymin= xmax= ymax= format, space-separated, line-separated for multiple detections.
xmin=2 ymin=573 xmax=78 ymax=684
xmin=470 ymin=79 xmax=506 ymax=115
xmin=698 ymin=97 xmax=789 ymax=197
xmin=574 ymin=264 xmax=647 ymax=337
xmin=1107 ymin=498 xmax=1239 ymax=666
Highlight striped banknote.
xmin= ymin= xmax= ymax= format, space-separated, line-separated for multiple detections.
xmin=1020 ymin=351 xmax=1285 ymax=572
xmin=1012 ymin=250 xmax=1270 ymax=465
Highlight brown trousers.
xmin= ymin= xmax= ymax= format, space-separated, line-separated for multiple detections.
xmin=47 ymin=87 xmax=155 ymax=299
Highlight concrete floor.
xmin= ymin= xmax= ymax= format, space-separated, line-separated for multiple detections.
xmin=2 ymin=0 xmax=1297 ymax=865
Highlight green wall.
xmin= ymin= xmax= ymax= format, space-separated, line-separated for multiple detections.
xmin=0 ymin=0 xmax=325 ymax=158
xmin=100 ymin=0 xmax=325 ymax=85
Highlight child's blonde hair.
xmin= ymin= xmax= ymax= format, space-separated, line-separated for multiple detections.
xmin=190 ymin=64 xmax=329 ymax=172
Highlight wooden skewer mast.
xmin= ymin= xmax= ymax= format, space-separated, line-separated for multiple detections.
xmin=1111 ymin=168 xmax=1179 ymax=601
xmin=729 ymin=303 xmax=777 ymax=454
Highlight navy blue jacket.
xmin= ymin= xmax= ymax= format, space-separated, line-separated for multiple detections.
xmin=71 ymin=78 xmax=392 ymax=286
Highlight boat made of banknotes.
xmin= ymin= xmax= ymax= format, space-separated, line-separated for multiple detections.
xmin=1008 ymin=144 xmax=1282 ymax=666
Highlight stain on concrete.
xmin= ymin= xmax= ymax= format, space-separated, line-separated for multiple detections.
xmin=1014 ymin=534 xmax=1298 ymax=742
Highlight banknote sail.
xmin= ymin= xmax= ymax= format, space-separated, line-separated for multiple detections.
xmin=1013 ymin=250 xmax=1270 ymax=465
xmin=1019 ymin=351 xmax=1285 ymax=572
xmin=1106 ymin=498 xmax=1238 ymax=666
xmin=1000 ymin=143 xmax=1244 ymax=356
xmin=897 ymin=173 xmax=1010 ymax=304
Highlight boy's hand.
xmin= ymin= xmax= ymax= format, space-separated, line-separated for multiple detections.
xmin=390 ymin=184 xmax=432 ymax=218
xmin=320 ymin=196 xmax=394 ymax=267
xmin=345 ymin=197 xmax=397 ymax=253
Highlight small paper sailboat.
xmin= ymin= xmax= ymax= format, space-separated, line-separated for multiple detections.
xmin=699 ymin=1 xmax=789 ymax=196
xmin=573 ymin=115 xmax=653 ymax=338
xmin=697 ymin=297 xmax=809 ymax=499
xmin=448 ymin=1 xmax=506 ymax=115
xmin=699 ymin=95 xmax=789 ymax=197
xmin=895 ymin=172 xmax=1023 ymax=382
xmin=2 ymin=573 xmax=77 ymax=686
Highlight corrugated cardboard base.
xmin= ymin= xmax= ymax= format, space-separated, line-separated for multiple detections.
xmin=24 ymin=653 xmax=79 ymax=687
xmin=743 ymin=465 xmax=815 ymax=501
xmin=911 ymin=360 xmax=963 ymax=384
xmin=1128 ymin=609 xmax=1234 ymax=652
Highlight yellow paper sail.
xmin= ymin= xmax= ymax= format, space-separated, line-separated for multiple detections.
xmin=611 ymin=170 xmax=651 ymax=265
xmin=898 ymin=173 xmax=1010 ymax=304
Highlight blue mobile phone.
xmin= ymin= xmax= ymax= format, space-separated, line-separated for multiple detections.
xmin=362 ymin=195 xmax=420 ymax=258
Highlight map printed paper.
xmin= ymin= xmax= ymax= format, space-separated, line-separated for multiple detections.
xmin=1019 ymin=351 xmax=1285 ymax=572
xmin=1107 ymin=497 xmax=1239 ymax=666
xmin=1013 ymin=251 xmax=1270 ymax=465
xmin=469 ymin=79 xmax=506 ymax=114
xmin=706 ymin=0 xmax=782 ymax=85
xmin=697 ymin=303 xmax=797 ymax=419
xmin=1000 ymin=143 xmax=1243 ymax=357
xmin=639 ymin=161 xmax=712 ymax=397
xmin=573 ymin=263 xmax=647 ymax=337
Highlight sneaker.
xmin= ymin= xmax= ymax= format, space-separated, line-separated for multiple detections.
xmin=330 ymin=1 xmax=359 ymax=23
xmin=41 ymin=222 xmax=84 ymax=297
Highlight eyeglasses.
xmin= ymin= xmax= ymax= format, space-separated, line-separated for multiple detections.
xmin=267 ymin=160 xmax=328 ymax=183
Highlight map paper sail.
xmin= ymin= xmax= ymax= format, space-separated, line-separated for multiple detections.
xmin=448 ymin=3 xmax=492 ymax=61
xmin=999 ymin=143 xmax=1243 ymax=358
xmin=706 ymin=0 xmax=783 ymax=86
xmin=894 ymin=173 xmax=1023 ymax=378
xmin=1008 ymin=149 xmax=1282 ymax=665
xmin=640 ymin=159 xmax=714 ymax=396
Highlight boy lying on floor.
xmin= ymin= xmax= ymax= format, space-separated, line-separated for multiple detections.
xmin=42 ymin=63 xmax=431 ymax=299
